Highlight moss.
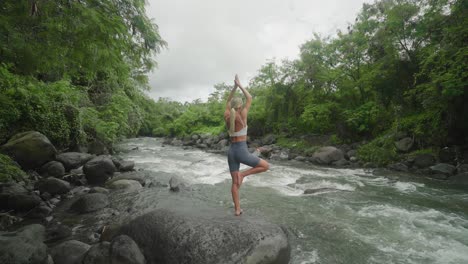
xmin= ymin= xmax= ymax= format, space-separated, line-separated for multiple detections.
xmin=357 ymin=134 xmax=398 ymax=166
xmin=0 ymin=153 xmax=26 ymax=183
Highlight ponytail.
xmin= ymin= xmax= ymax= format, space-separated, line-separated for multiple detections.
xmin=229 ymin=108 xmax=236 ymax=135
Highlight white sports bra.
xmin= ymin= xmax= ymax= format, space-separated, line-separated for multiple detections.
xmin=229 ymin=125 xmax=248 ymax=137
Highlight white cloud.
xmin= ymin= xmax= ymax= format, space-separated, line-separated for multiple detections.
xmin=145 ymin=0 xmax=372 ymax=102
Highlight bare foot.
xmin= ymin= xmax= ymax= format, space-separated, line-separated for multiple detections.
xmin=235 ymin=209 xmax=243 ymax=216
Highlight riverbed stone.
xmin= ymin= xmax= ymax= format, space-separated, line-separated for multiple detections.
xmin=0 ymin=131 xmax=57 ymax=170
xmin=413 ymin=154 xmax=436 ymax=168
xmin=106 ymin=172 xmax=146 ymax=186
xmin=312 ymin=146 xmax=344 ymax=165
xmin=89 ymin=186 xmax=110 ymax=194
xmin=119 ymin=203 xmax=290 ymax=264
xmin=430 ymin=163 xmax=456 ymax=175
xmin=39 ymin=161 xmax=65 ymax=178
xmin=110 ymin=235 xmax=146 ymax=264
xmin=449 ymin=172 xmax=468 ymax=185
xmin=169 ymin=175 xmax=185 ymax=192
xmin=387 ymin=162 xmax=409 ymax=172
xmin=107 ymin=179 xmax=142 ymax=191
xmin=26 ymin=204 xmax=52 ymax=219
xmin=70 ymin=193 xmax=109 ymax=214
xmin=0 ymin=224 xmax=48 ymax=264
xmin=50 ymin=240 xmax=91 ymax=264
xmin=82 ymin=241 xmax=111 ymax=264
xmin=119 ymin=160 xmax=135 ymax=172
xmin=83 ymin=156 xmax=116 ymax=185
xmin=36 ymin=177 xmax=71 ymax=195
xmin=56 ymin=152 xmax=94 ymax=171
xmin=0 ymin=193 xmax=42 ymax=211
xmin=457 ymin=164 xmax=468 ymax=174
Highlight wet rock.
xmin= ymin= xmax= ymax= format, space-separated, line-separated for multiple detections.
xmin=169 ymin=175 xmax=185 ymax=192
xmin=88 ymin=140 xmax=109 ymax=155
xmin=26 ymin=204 xmax=52 ymax=219
xmin=89 ymin=186 xmax=110 ymax=194
xmin=171 ymin=139 xmax=183 ymax=146
xmin=45 ymin=224 xmax=72 ymax=243
xmin=39 ymin=161 xmax=65 ymax=178
xmin=107 ymin=179 xmax=142 ymax=191
xmin=106 ymin=172 xmax=146 ymax=186
xmin=119 ymin=204 xmax=290 ymax=264
xmin=311 ymin=146 xmax=344 ymax=165
xmin=0 ymin=182 xmax=28 ymax=195
xmin=364 ymin=162 xmax=377 ymax=168
xmin=83 ymin=156 xmax=116 ymax=185
xmin=70 ymin=186 xmax=91 ymax=196
xmin=56 ymin=152 xmax=94 ymax=171
xmin=36 ymin=177 xmax=71 ymax=195
xmin=0 ymin=131 xmax=57 ymax=170
xmin=346 ymin=150 xmax=357 ymax=159
xmin=395 ymin=137 xmax=413 ymax=152
xmin=449 ymin=172 xmax=468 ymax=185
xmin=413 ymin=154 xmax=436 ymax=168
xmin=82 ymin=242 xmax=111 ymax=264
xmin=294 ymin=156 xmax=307 ymax=162
xmin=387 ymin=163 xmax=409 ymax=172
xmin=71 ymin=193 xmax=109 ymax=214
xmin=50 ymin=240 xmax=90 ymax=264
xmin=428 ymin=174 xmax=449 ymax=180
xmin=0 ymin=193 xmax=42 ymax=211
xmin=0 ymin=211 xmax=22 ymax=229
xmin=0 ymin=224 xmax=48 ymax=264
xmin=457 ymin=164 xmax=468 ymax=174
xmin=270 ymin=150 xmax=289 ymax=161
xmin=258 ymin=146 xmax=273 ymax=158
xmin=430 ymin=163 xmax=456 ymax=176
xmin=110 ymin=235 xmax=145 ymax=264
xmin=119 ymin=160 xmax=135 ymax=172
xmin=332 ymin=159 xmax=349 ymax=166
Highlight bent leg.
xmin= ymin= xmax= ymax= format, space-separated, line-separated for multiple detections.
xmin=230 ymin=171 xmax=242 ymax=216
xmin=240 ymin=159 xmax=269 ymax=179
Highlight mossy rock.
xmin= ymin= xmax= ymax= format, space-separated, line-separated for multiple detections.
xmin=0 ymin=153 xmax=27 ymax=183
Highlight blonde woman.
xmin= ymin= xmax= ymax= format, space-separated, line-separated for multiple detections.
xmin=224 ymin=74 xmax=269 ymax=216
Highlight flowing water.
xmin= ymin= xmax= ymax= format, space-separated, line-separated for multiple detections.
xmin=116 ymin=137 xmax=468 ymax=264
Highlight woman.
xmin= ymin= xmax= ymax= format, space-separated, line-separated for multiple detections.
xmin=224 ymin=74 xmax=269 ymax=216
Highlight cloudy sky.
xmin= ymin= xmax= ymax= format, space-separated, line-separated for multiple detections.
xmin=145 ymin=0 xmax=372 ymax=103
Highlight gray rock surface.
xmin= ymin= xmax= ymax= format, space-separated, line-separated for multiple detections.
xmin=50 ymin=239 xmax=90 ymax=264
xmin=387 ymin=163 xmax=409 ymax=172
xmin=56 ymin=152 xmax=94 ymax=171
xmin=82 ymin=241 xmax=111 ymax=264
xmin=71 ymin=193 xmax=109 ymax=214
xmin=110 ymin=235 xmax=146 ymax=264
xmin=106 ymin=172 xmax=146 ymax=186
xmin=312 ymin=146 xmax=344 ymax=165
xmin=430 ymin=163 xmax=457 ymax=176
xmin=83 ymin=156 xmax=116 ymax=185
xmin=39 ymin=161 xmax=65 ymax=178
xmin=395 ymin=137 xmax=414 ymax=152
xmin=119 ymin=203 xmax=290 ymax=264
xmin=107 ymin=179 xmax=142 ymax=191
xmin=449 ymin=172 xmax=468 ymax=185
xmin=0 ymin=193 xmax=42 ymax=211
xmin=89 ymin=186 xmax=110 ymax=194
xmin=0 ymin=224 xmax=48 ymax=264
xmin=119 ymin=160 xmax=135 ymax=172
xmin=169 ymin=175 xmax=184 ymax=192
xmin=457 ymin=164 xmax=468 ymax=174
xmin=36 ymin=177 xmax=71 ymax=195
xmin=0 ymin=131 xmax=57 ymax=169
xmin=413 ymin=154 xmax=436 ymax=168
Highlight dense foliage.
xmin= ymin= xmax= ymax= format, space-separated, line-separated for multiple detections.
xmin=148 ymin=0 xmax=467 ymax=165
xmin=0 ymin=0 xmax=166 ymax=150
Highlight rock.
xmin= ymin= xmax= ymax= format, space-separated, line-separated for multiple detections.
xmin=395 ymin=137 xmax=414 ymax=152
xmin=439 ymin=147 xmax=457 ymax=163
xmin=270 ymin=150 xmax=289 ymax=161
xmin=70 ymin=186 xmax=91 ymax=196
xmin=346 ymin=149 xmax=357 ymax=159
xmin=110 ymin=235 xmax=145 ymax=264
xmin=0 ymin=224 xmax=48 ymax=264
xmin=106 ymin=172 xmax=146 ymax=186
xmin=89 ymin=186 xmax=110 ymax=194
xmin=294 ymin=156 xmax=306 ymax=162
xmin=169 ymin=175 xmax=184 ymax=192
xmin=83 ymin=156 xmax=116 ymax=185
xmin=50 ymin=240 xmax=90 ymax=264
xmin=0 ymin=193 xmax=42 ymax=211
xmin=430 ymin=163 xmax=457 ymax=176
xmin=45 ymin=224 xmax=72 ymax=243
xmin=311 ymin=147 xmax=344 ymax=165
xmin=56 ymin=152 xmax=94 ymax=171
xmin=171 ymin=139 xmax=183 ymax=146
xmin=428 ymin=174 xmax=449 ymax=180
xmin=0 ymin=182 xmax=28 ymax=195
xmin=261 ymin=134 xmax=277 ymax=145
xmin=332 ymin=159 xmax=349 ymax=166
xmin=258 ymin=146 xmax=273 ymax=158
xmin=217 ymin=139 xmax=229 ymax=149
xmin=88 ymin=140 xmax=109 ymax=155
xmin=449 ymin=172 xmax=468 ymax=185
xmin=349 ymin=156 xmax=358 ymax=162
xmin=457 ymin=164 xmax=468 ymax=174
xmin=70 ymin=193 xmax=109 ymax=214
xmin=26 ymin=204 xmax=52 ymax=219
xmin=387 ymin=163 xmax=409 ymax=172
xmin=39 ymin=161 xmax=65 ymax=178
xmin=107 ymin=180 xmax=142 ymax=191
xmin=0 ymin=131 xmax=57 ymax=170
xmin=119 ymin=160 xmax=135 ymax=172
xmin=82 ymin=242 xmax=111 ymax=264
xmin=119 ymin=205 xmax=290 ymax=264
xmin=413 ymin=154 xmax=436 ymax=168
xmin=36 ymin=177 xmax=71 ymax=195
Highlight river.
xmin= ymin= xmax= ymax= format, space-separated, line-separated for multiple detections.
xmin=116 ymin=137 xmax=468 ymax=264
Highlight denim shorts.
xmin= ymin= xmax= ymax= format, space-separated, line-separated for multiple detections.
xmin=227 ymin=141 xmax=261 ymax=172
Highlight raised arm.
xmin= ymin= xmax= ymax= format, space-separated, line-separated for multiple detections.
xmin=225 ymin=82 xmax=238 ymax=112
xmin=234 ymin=74 xmax=252 ymax=112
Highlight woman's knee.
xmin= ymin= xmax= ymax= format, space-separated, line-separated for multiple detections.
xmin=259 ymin=159 xmax=269 ymax=171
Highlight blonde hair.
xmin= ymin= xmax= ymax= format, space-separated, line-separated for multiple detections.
xmin=229 ymin=97 xmax=243 ymax=135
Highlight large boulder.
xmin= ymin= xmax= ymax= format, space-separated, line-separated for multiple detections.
xmin=49 ymin=240 xmax=90 ymax=264
xmin=82 ymin=242 xmax=111 ymax=264
xmin=0 ymin=224 xmax=48 ymax=264
xmin=83 ymin=156 xmax=116 ymax=185
xmin=0 ymin=193 xmax=42 ymax=211
xmin=56 ymin=152 xmax=94 ymax=171
xmin=36 ymin=177 xmax=71 ymax=195
xmin=430 ymin=163 xmax=457 ymax=176
xmin=119 ymin=204 xmax=290 ymax=264
xmin=110 ymin=235 xmax=146 ymax=264
xmin=70 ymin=193 xmax=109 ymax=214
xmin=0 ymin=131 xmax=57 ymax=170
xmin=107 ymin=179 xmax=142 ymax=191
xmin=311 ymin=146 xmax=344 ymax=165
xmin=413 ymin=153 xmax=436 ymax=168
xmin=449 ymin=172 xmax=468 ymax=185
xmin=395 ymin=137 xmax=414 ymax=152
xmin=39 ymin=161 xmax=65 ymax=178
